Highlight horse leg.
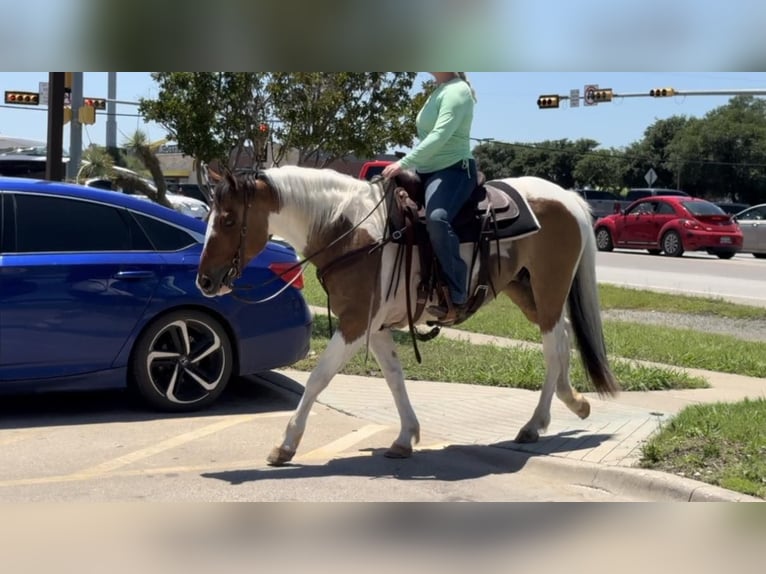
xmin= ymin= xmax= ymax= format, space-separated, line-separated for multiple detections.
xmin=368 ymin=329 xmax=420 ymax=458
xmin=267 ymin=330 xmax=364 ymax=466
xmin=516 ymin=318 xmax=567 ymax=443
xmin=555 ymin=319 xmax=591 ymax=420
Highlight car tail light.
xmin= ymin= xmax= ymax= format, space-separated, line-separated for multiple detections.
xmin=268 ymin=261 xmax=304 ymax=290
xmin=680 ymin=219 xmax=702 ymax=230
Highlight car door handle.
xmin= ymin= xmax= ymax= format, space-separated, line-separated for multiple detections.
xmin=113 ymin=270 xmax=156 ymax=281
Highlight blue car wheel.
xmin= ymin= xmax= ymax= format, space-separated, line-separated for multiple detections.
xmin=130 ymin=310 xmax=234 ymax=411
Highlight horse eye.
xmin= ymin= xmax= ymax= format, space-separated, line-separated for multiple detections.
xmin=220 ymin=213 xmax=236 ymax=228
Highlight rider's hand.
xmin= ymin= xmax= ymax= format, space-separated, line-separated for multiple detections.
xmin=382 ymin=161 xmax=403 ymax=179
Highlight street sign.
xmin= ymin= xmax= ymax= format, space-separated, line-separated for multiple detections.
xmin=645 ymin=168 xmax=658 ymax=187
xmin=39 ymin=82 xmax=49 ymax=106
xmin=570 ymin=89 xmax=580 ymax=108
xmin=584 ymin=84 xmax=598 ymax=106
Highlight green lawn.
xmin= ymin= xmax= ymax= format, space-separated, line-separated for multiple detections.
xmin=641 ymin=399 xmax=766 ymax=499
xmin=301 ymin=270 xmax=766 ymax=378
xmin=293 ymin=316 xmax=707 ymax=392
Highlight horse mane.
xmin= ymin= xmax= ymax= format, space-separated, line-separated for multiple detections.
xmin=259 ymin=166 xmax=389 ymax=239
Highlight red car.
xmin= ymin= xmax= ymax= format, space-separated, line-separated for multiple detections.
xmin=594 ymin=196 xmax=743 ymax=259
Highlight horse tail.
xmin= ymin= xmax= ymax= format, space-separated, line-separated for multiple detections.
xmin=567 ymin=206 xmax=620 ymax=397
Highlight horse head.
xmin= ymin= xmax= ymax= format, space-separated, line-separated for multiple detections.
xmin=196 ymin=172 xmax=279 ymax=297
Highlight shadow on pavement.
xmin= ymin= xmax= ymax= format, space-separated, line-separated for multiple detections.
xmin=203 ymin=431 xmax=613 ymax=485
xmin=0 ymin=373 xmax=300 ymax=431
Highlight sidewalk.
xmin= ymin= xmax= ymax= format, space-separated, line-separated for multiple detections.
xmin=263 ymin=313 xmax=765 ymax=501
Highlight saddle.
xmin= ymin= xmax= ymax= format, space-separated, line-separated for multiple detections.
xmin=382 ymin=169 xmax=540 ymax=361
xmin=392 ymin=171 xmax=523 ymax=243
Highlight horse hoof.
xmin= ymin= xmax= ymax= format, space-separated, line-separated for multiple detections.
xmin=267 ymin=446 xmax=295 ymax=467
xmin=576 ymin=400 xmax=591 ymax=420
xmin=515 ymin=428 xmax=540 ymax=444
xmin=384 ymin=443 xmax=413 ymax=459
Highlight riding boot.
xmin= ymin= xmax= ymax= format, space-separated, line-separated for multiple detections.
xmin=427 ymin=286 xmax=467 ymax=324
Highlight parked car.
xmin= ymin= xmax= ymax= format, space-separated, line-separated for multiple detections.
xmin=733 ymin=203 xmax=766 ymax=259
xmin=594 ymin=196 xmax=743 ymax=259
xmin=715 ymin=202 xmax=750 ymax=216
xmin=0 ymin=177 xmax=312 ymax=411
xmin=573 ymin=189 xmax=624 ymax=220
xmin=85 ymin=177 xmax=210 ymax=220
xmin=359 ymin=160 xmax=392 ymax=180
xmin=172 ymin=183 xmax=211 ymax=206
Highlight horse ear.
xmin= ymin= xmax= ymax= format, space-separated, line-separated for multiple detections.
xmin=208 ymin=168 xmax=222 ymax=183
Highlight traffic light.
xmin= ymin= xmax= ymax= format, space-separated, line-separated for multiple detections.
xmin=78 ymin=105 xmax=96 ymax=125
xmin=83 ymin=98 xmax=106 ymax=110
xmin=650 ymin=88 xmax=675 ymax=97
xmin=4 ymin=91 xmax=40 ymax=105
xmin=258 ymin=122 xmax=269 ymax=134
xmin=537 ymin=95 xmax=560 ymax=109
xmin=591 ymin=88 xmax=613 ymax=102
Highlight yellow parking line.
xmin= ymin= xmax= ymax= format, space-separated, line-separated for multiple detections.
xmin=76 ymin=411 xmax=294 ymax=477
xmin=298 ymin=424 xmax=390 ymax=461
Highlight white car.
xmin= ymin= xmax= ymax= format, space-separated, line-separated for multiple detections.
xmin=84 ymin=177 xmax=210 ymax=220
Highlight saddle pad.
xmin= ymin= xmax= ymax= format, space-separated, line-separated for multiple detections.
xmin=455 ymin=181 xmax=541 ymax=243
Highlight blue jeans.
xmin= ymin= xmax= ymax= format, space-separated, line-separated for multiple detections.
xmin=420 ymin=159 xmax=477 ymax=306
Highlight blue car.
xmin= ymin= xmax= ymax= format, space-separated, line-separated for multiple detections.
xmin=0 ymin=177 xmax=312 ymax=411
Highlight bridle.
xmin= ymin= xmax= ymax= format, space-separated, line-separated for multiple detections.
xmin=222 ymin=184 xmax=251 ymax=289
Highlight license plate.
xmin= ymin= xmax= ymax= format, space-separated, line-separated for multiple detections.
xmin=720 ymin=236 xmax=732 ymax=244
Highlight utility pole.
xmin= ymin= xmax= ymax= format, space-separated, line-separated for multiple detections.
xmin=45 ymin=73 xmax=65 ymax=181
xmin=106 ymin=72 xmax=118 ymax=158
xmin=66 ymin=72 xmax=84 ymax=180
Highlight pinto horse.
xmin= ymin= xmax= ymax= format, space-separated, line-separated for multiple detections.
xmin=197 ymin=166 xmax=619 ymax=466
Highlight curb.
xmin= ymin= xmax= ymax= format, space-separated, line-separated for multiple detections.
xmin=518 ymin=452 xmax=764 ymax=503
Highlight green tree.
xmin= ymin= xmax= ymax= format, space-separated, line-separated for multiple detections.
xmin=139 ymin=72 xmax=422 ymax=184
xmin=267 ymin=72 xmax=420 ymax=167
xmin=668 ymin=96 xmax=766 ymax=203
xmin=139 ymin=73 xmax=270 ymax=192
xmin=573 ymin=148 xmax=625 ymax=189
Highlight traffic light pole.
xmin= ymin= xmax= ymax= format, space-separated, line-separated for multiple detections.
xmin=45 ymin=73 xmax=65 ymax=182
xmin=67 ymin=72 xmax=84 ymax=181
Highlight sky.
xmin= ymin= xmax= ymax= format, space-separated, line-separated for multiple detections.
xmin=2 ymin=72 xmax=766 ymax=154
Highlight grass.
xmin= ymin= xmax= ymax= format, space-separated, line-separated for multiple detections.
xmin=640 ymin=399 xmax=766 ymax=499
xmin=301 ymin=270 xmax=766 ymax=378
xmin=292 ymin=316 xmax=707 ymax=392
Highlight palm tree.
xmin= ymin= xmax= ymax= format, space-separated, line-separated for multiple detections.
xmin=77 ymin=145 xmax=115 ymax=183
xmin=123 ymin=130 xmax=172 ymax=208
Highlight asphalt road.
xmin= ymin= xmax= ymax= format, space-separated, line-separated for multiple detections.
xmin=596 ymin=249 xmax=766 ymax=307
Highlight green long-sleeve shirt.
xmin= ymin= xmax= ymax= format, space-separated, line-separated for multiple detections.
xmin=398 ymin=78 xmax=474 ymax=174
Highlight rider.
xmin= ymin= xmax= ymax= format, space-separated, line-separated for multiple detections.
xmin=382 ymin=72 xmax=478 ymax=322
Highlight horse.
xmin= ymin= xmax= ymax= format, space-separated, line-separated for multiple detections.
xmin=196 ymin=166 xmax=619 ymax=466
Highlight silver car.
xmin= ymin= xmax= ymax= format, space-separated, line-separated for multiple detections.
xmin=735 ymin=204 xmax=766 ymax=259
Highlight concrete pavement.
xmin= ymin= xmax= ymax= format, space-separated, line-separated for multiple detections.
xmin=259 ymin=322 xmax=765 ymax=502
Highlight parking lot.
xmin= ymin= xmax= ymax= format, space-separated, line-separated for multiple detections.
xmin=0 ymin=374 xmax=642 ymax=502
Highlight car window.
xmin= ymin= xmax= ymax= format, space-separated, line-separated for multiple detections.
xmin=131 ymin=212 xmax=197 ymax=251
xmin=655 ymin=202 xmax=676 ymax=215
xmin=681 ymin=201 xmax=726 ymax=216
xmin=739 ymin=206 xmax=766 ymax=221
xmin=626 ymin=191 xmax=649 ymax=201
xmin=11 ymin=193 xmax=143 ymax=253
xmin=628 ymin=202 xmax=654 ymax=215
